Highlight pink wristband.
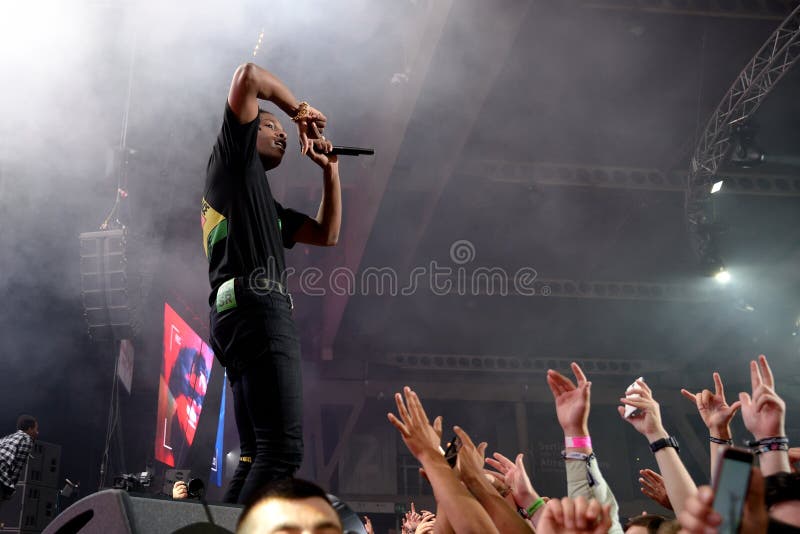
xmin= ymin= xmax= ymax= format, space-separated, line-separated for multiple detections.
xmin=565 ymin=436 xmax=592 ymax=448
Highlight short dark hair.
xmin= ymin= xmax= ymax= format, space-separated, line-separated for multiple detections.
xmin=624 ymin=514 xmax=668 ymax=533
xmin=237 ymin=478 xmax=337 ymax=529
xmin=258 ymin=107 xmax=275 ymax=118
xmin=17 ymin=415 xmax=37 ymax=432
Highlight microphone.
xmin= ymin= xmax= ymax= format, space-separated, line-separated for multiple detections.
xmin=187 ymin=478 xmax=205 ymax=499
xmin=322 ymin=145 xmax=374 ymax=156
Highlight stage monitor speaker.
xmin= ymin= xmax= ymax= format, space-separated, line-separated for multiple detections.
xmin=0 ymin=483 xmax=58 ymax=532
xmin=43 ymin=489 xmax=367 ymax=534
xmin=41 ymin=490 xmax=240 ymax=534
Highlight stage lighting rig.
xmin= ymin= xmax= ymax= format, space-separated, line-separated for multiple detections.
xmin=729 ymin=123 xmax=765 ymax=168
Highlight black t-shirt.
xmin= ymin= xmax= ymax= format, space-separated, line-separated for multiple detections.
xmin=202 ymin=103 xmax=310 ymax=300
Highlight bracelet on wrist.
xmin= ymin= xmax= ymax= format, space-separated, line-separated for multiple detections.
xmin=747 ymin=436 xmax=789 ymax=455
xmin=709 ymin=435 xmax=733 ymax=446
xmin=561 ymin=450 xmax=595 ymax=462
xmin=292 ymin=101 xmax=310 ymax=122
xmin=649 ymin=436 xmax=680 ymax=454
xmin=526 ymin=497 xmax=547 ymax=518
xmin=565 ymin=435 xmax=592 ymax=449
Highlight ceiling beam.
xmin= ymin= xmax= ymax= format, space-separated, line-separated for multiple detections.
xmin=578 ymin=0 xmax=794 ymax=20
xmin=452 ymin=160 xmax=800 ymax=197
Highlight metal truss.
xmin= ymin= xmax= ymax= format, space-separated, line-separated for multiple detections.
xmin=523 ymin=276 xmax=720 ymax=302
xmin=458 ymin=160 xmax=800 ymax=197
xmin=687 ymin=5 xmax=800 ymax=262
xmin=448 ymin=275 xmax=725 ymax=302
xmin=384 ymin=353 xmax=677 ymax=376
xmin=579 ymin=0 xmax=798 ymax=20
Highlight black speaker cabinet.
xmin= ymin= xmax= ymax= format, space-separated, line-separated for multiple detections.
xmin=0 ymin=483 xmax=58 ymax=532
xmin=41 ymin=490 xmax=240 ymax=534
xmin=42 ymin=489 xmax=368 ymax=534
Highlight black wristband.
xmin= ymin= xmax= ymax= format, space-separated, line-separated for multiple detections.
xmin=709 ymin=436 xmax=733 ymax=446
xmin=649 ymin=436 xmax=680 ymax=454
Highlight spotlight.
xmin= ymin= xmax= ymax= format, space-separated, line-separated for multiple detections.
xmin=710 ymin=180 xmax=724 ymax=194
xmin=714 ymin=268 xmax=731 ymax=284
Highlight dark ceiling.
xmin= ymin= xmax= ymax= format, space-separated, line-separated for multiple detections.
xmin=116 ymin=0 xmax=800 ymax=374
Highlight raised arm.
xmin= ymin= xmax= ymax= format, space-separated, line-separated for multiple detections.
xmin=454 ymin=426 xmax=533 ymax=534
xmin=486 ymin=452 xmax=546 ymax=527
xmin=291 ymin=140 xmax=341 ymax=247
xmin=739 ymin=355 xmax=790 ymax=477
xmin=227 ymin=62 xmax=326 ymax=153
xmin=387 ymin=387 xmax=499 ymax=534
xmin=619 ymin=379 xmax=697 ymax=514
xmin=547 ymin=363 xmax=624 ymax=534
xmin=680 ymin=372 xmax=742 ymax=480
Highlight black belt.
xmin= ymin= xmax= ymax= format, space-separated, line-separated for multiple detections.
xmin=214 ymin=277 xmax=293 ymax=312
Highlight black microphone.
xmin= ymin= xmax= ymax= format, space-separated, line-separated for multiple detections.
xmin=187 ymin=478 xmax=205 ymax=499
xmin=323 ymin=145 xmax=374 ymax=156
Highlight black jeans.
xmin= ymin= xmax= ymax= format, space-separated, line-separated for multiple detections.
xmin=209 ymin=280 xmax=302 ymax=505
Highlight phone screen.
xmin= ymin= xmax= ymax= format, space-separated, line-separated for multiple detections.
xmin=712 ymin=449 xmax=753 ymax=534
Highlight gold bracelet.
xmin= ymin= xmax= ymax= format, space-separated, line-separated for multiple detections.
xmin=292 ymin=101 xmax=310 ymax=122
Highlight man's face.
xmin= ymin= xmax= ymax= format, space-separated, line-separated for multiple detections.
xmin=238 ymin=497 xmax=342 ymax=534
xmin=256 ymin=112 xmax=288 ymax=170
xmin=26 ymin=423 xmax=39 ymax=440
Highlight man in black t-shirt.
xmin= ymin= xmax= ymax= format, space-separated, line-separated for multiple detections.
xmin=202 ymin=62 xmax=340 ymax=504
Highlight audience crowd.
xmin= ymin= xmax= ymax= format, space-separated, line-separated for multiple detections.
xmin=372 ymin=354 xmax=800 ymax=533
xmin=176 ymin=354 xmax=800 ymax=533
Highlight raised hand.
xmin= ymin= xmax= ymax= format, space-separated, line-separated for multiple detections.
xmin=739 ymin=355 xmax=785 ymax=441
xmin=402 ymin=503 xmax=423 ymax=534
xmin=453 ymin=426 xmax=490 ymax=487
xmin=547 ymin=362 xmax=591 ymax=436
xmin=363 ymin=515 xmax=374 ymax=534
xmin=677 ymin=486 xmax=720 ymax=533
xmin=639 ymin=469 xmax=672 ymax=510
xmin=388 ymin=387 xmax=443 ymax=460
xmin=293 ymin=104 xmax=327 ymax=155
xmin=306 ymin=134 xmax=338 ymax=168
xmin=537 ymin=497 xmax=611 ymax=534
xmin=485 ymin=452 xmax=539 ymax=510
xmin=681 ymin=372 xmax=741 ymax=439
xmin=414 ymin=512 xmax=436 ymax=534
xmin=618 ymin=379 xmax=667 ymax=441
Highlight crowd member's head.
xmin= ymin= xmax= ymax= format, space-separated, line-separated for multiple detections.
xmin=236 ymin=478 xmax=342 ymax=534
xmin=17 ymin=414 xmax=38 ymax=440
xmin=624 ymin=513 xmax=668 ymax=533
xmin=655 ymin=519 xmax=680 ymax=534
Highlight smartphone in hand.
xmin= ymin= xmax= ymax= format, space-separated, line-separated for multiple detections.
xmin=712 ymin=447 xmax=754 ymax=534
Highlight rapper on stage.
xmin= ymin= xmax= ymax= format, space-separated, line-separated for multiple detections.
xmin=201 ymin=62 xmax=340 ymax=504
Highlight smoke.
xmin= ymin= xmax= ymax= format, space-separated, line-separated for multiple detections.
xmin=0 ymin=0 xmax=797 ymax=500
